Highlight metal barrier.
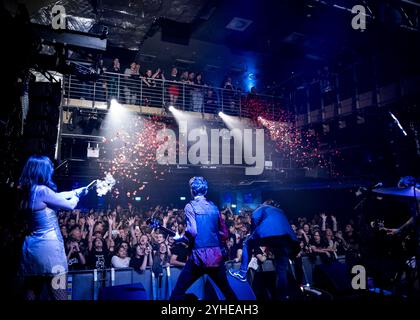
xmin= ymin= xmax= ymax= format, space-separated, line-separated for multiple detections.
xmin=66 ymin=266 xmax=204 ymax=300
xmin=227 ymin=255 xmax=346 ymax=288
xmin=62 ymin=72 xmax=285 ymax=119
xmin=66 ymin=256 xmax=346 ymax=300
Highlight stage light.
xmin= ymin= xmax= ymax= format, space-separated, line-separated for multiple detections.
xmin=257 ymin=116 xmax=271 ymax=130
xmin=245 ymin=71 xmax=257 ymax=91
xmin=109 ymin=99 xmax=124 ymax=114
xmin=102 ymin=99 xmax=131 ymax=138
xmin=168 ymin=105 xmax=201 ymax=129
xmin=257 ymin=116 xmax=269 ymax=128
xmin=218 ymin=112 xmax=248 ymax=132
xmin=168 ymin=105 xmax=185 ymax=119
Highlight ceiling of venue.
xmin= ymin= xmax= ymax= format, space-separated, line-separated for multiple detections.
xmin=5 ymin=0 xmax=420 ymax=89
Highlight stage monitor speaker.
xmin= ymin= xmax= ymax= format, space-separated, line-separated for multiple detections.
xmin=205 ymin=273 xmax=256 ymax=300
xmin=99 ymin=283 xmax=148 ymax=300
xmin=227 ymin=273 xmax=257 ymax=300
xmin=312 ymin=262 xmax=353 ymax=295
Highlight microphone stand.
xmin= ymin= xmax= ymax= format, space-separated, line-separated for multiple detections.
xmin=353 ymin=196 xmax=367 ymax=211
xmin=353 ymin=182 xmax=383 ymax=211
xmin=410 ymin=184 xmax=419 ymax=249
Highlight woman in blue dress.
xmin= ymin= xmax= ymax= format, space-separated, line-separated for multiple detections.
xmin=18 ymin=155 xmax=88 ymax=300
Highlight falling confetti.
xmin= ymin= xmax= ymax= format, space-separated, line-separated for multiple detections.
xmin=96 ymin=173 xmax=116 ymax=196
xmin=100 ymin=114 xmax=175 ymax=198
xmin=245 ymin=97 xmax=342 ymax=174
xmin=100 ymin=99 xmax=343 ymax=199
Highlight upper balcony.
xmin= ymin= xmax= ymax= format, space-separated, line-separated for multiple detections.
xmin=62 ymin=71 xmax=287 ymax=120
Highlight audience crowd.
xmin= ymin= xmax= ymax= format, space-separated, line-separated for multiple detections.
xmin=1 ymin=187 xmax=417 ymax=299
xmin=51 ymin=203 xmax=366 ymax=280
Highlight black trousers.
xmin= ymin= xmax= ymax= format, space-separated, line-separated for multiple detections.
xmin=170 ymin=259 xmax=238 ymax=300
xmin=241 ymin=235 xmax=291 ymax=300
xmin=23 ymin=276 xmax=67 ymax=300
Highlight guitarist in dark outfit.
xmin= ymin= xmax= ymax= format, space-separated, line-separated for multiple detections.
xmin=169 ymin=177 xmax=237 ymax=300
xmin=384 ymin=177 xmax=420 ymax=297
xmin=229 ymin=200 xmax=298 ymax=300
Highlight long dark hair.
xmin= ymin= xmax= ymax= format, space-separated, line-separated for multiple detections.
xmin=19 ymin=155 xmax=57 ymax=194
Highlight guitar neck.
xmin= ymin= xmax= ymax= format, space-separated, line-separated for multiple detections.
xmin=159 ymin=226 xmax=176 ymax=237
xmin=147 ymin=217 xmax=177 ymax=237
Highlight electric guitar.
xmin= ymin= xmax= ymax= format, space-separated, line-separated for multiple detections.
xmin=370 ymin=219 xmax=399 ymax=236
xmin=146 ymin=217 xmax=189 ymax=244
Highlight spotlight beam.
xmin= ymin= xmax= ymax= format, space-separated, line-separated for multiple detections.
xmin=219 ymin=112 xmax=248 ymax=130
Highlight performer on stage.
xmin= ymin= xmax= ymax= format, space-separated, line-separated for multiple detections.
xmin=170 ymin=176 xmax=237 ymax=300
xmin=18 ymin=155 xmax=89 ymax=300
xmin=383 ymin=176 xmax=419 ymax=292
xmin=383 ymin=176 xmax=420 ymax=294
xmin=229 ymin=200 xmax=298 ymax=300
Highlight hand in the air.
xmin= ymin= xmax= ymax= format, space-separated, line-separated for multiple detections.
xmin=107 ymin=215 xmax=114 ymax=228
xmin=87 ymin=216 xmax=95 ymax=228
xmin=128 ymin=217 xmax=135 ymax=227
xmin=162 ymin=215 xmax=169 ymax=227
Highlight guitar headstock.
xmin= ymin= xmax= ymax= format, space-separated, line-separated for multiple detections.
xmin=370 ymin=219 xmax=385 ymax=231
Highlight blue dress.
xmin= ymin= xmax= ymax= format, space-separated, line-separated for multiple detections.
xmin=20 ymin=188 xmax=68 ymax=276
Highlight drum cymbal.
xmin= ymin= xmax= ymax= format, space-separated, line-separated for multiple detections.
xmin=372 ymin=187 xmax=420 ymax=198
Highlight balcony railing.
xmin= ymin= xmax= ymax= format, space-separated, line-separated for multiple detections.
xmin=62 ymin=71 xmax=285 ymax=119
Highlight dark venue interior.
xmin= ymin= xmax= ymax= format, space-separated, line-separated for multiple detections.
xmin=0 ymin=0 xmax=419 ymax=305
